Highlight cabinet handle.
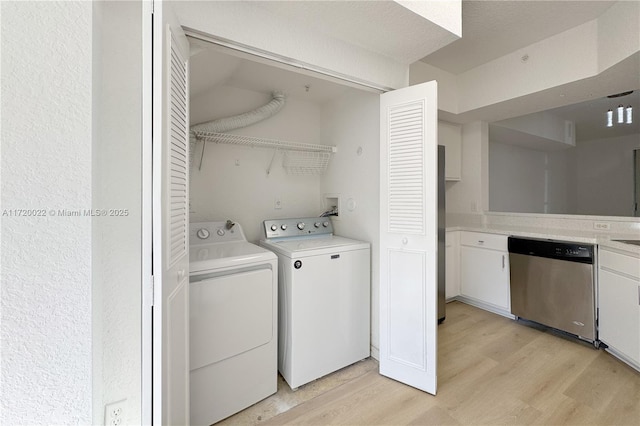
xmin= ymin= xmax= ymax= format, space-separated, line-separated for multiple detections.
xmin=478 ymin=240 xmax=484 ymax=244
xmin=638 ymin=285 xmax=640 ymax=306
xmin=502 ymin=255 xmax=505 ymax=270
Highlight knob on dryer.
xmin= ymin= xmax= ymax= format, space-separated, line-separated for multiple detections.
xmin=314 ymin=222 xmax=321 ymax=228
xmin=196 ymin=228 xmax=210 ymax=239
xmin=297 ymin=222 xmax=305 ymax=230
xmin=270 ymin=224 xmax=278 ymax=231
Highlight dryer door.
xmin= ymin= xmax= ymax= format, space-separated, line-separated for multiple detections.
xmin=190 ymin=268 xmax=274 ymax=370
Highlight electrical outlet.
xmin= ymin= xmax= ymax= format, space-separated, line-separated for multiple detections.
xmin=105 ymin=399 xmax=126 ymax=426
xmin=593 ymin=222 xmax=611 ymax=230
xmin=274 ymin=197 xmax=282 ymax=210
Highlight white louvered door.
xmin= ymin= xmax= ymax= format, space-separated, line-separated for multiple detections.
xmin=152 ymin=2 xmax=190 ymax=424
xmin=380 ymin=81 xmax=438 ymax=394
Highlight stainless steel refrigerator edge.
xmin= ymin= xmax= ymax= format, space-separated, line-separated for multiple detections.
xmin=438 ymin=145 xmax=446 ymax=323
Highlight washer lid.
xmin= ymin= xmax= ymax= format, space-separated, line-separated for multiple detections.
xmin=261 ymin=235 xmax=369 ymax=257
xmin=189 ymin=241 xmax=276 ymax=273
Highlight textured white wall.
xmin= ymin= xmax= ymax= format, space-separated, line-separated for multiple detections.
xmin=320 ymin=90 xmax=380 ymax=357
xmin=1 ymin=2 xmax=93 ymax=423
xmin=189 ymin=85 xmax=324 ymax=243
xmin=92 ymin=1 xmax=143 ymax=424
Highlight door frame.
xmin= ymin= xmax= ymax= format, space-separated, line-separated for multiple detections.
xmin=141 ymin=1 xmax=153 ymax=424
xmin=140 ymin=19 xmax=428 ymax=421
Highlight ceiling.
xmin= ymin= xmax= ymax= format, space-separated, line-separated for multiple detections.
xmin=189 ymin=39 xmax=356 ymax=104
xmin=546 ymin=90 xmax=640 ymax=142
xmin=251 ymin=1 xmax=459 ymax=64
xmin=420 ymin=0 xmax=616 ymax=74
xmin=189 ymin=0 xmax=639 ymax=142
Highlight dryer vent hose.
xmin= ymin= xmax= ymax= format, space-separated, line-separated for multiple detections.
xmin=189 ymin=91 xmax=286 ymax=174
xmin=190 ymin=91 xmax=286 ymax=134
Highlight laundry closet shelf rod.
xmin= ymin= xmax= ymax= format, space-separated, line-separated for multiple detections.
xmin=193 ymin=131 xmax=337 ymax=153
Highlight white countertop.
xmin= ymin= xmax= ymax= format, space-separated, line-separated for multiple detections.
xmin=447 ymin=224 xmax=640 ymax=256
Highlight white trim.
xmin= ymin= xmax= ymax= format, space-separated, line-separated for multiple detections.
xmin=141 ymin=1 xmax=153 ymax=424
xmin=183 ymin=27 xmax=391 ymax=94
xmin=485 ymin=210 xmax=640 ymax=223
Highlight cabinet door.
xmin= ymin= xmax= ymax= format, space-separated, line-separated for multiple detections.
xmin=445 ymin=231 xmax=459 ymax=299
xmin=599 ymin=269 xmax=640 ymax=365
xmin=438 ymin=121 xmax=461 ymax=181
xmin=460 ymin=246 xmax=510 ymax=310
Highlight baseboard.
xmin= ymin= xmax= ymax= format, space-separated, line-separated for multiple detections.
xmin=454 ymin=295 xmax=515 ymax=320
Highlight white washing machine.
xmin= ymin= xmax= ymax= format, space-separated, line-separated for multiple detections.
xmin=189 ymin=220 xmax=277 ymax=425
xmin=260 ymin=217 xmax=370 ymax=390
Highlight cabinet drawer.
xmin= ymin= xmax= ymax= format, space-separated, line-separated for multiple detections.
xmin=460 ymin=231 xmax=507 ymax=251
xmin=600 ymin=249 xmax=640 ymax=280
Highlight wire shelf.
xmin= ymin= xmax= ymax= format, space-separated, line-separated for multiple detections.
xmin=282 ymin=151 xmax=331 ymax=175
xmin=193 ymin=131 xmax=336 ymax=153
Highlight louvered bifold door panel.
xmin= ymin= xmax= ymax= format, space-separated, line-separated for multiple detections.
xmin=168 ymin=34 xmax=188 ymax=267
xmin=387 ymin=101 xmax=425 ymax=235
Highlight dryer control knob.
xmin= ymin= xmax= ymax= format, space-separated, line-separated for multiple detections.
xmin=281 ymin=224 xmax=287 ymax=231
xmin=297 ymin=222 xmax=305 ymax=230
xmin=314 ymin=222 xmax=321 ymax=228
xmin=196 ymin=228 xmax=210 ymax=240
xmin=323 ymin=221 xmax=329 ymax=227
xmin=217 ymin=228 xmax=225 ymax=236
xmin=270 ymin=224 xmax=278 ymax=232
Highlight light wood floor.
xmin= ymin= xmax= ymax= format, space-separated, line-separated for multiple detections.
xmin=226 ymin=301 xmax=640 ymax=425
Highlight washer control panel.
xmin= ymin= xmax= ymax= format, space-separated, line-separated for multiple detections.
xmin=190 ymin=220 xmax=245 ymax=245
xmin=263 ymin=217 xmax=333 ymax=239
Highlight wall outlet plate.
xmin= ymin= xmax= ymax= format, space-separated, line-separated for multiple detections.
xmin=105 ymin=399 xmax=126 ymax=426
xmin=593 ymin=222 xmax=611 ymax=230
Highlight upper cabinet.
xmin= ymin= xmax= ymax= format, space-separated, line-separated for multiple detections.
xmin=438 ymin=121 xmax=462 ymax=181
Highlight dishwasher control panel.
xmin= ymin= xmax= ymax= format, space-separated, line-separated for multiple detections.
xmin=508 ymin=236 xmax=594 ymax=263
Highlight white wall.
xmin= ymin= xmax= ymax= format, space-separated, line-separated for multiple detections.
xmin=488 ymin=133 xmax=639 ymax=217
xmin=320 ymin=90 xmax=380 ymax=357
xmin=488 ymin=141 xmax=572 ymax=214
xmin=189 ymin=85 xmax=325 ymax=243
xmin=1 ymin=2 xmax=93 ymax=423
xmin=547 ymin=148 xmax=574 ymax=214
xmin=574 ymin=134 xmax=640 ymax=217
xmin=92 ymin=1 xmax=142 ymax=424
xmin=489 ymin=142 xmax=547 ymax=213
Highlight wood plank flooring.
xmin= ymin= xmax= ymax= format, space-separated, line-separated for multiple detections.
xmin=222 ymin=301 xmax=640 ymax=425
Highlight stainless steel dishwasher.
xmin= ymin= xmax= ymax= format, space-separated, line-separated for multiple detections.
xmin=508 ymin=237 xmax=598 ymax=345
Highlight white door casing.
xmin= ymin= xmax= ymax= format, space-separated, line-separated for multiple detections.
xmin=379 ymin=81 xmax=438 ymax=394
xmin=152 ymin=2 xmax=190 ymax=424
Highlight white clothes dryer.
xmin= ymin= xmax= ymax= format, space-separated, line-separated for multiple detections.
xmin=189 ymin=221 xmax=277 ymax=425
xmin=260 ymin=217 xmax=370 ymax=390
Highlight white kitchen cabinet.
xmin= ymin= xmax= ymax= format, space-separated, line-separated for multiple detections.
xmin=459 ymin=232 xmax=511 ymax=316
xmin=445 ymin=230 xmax=460 ymax=299
xmin=438 ymin=121 xmax=462 ymax=181
xmin=598 ymin=247 xmax=640 ymax=371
